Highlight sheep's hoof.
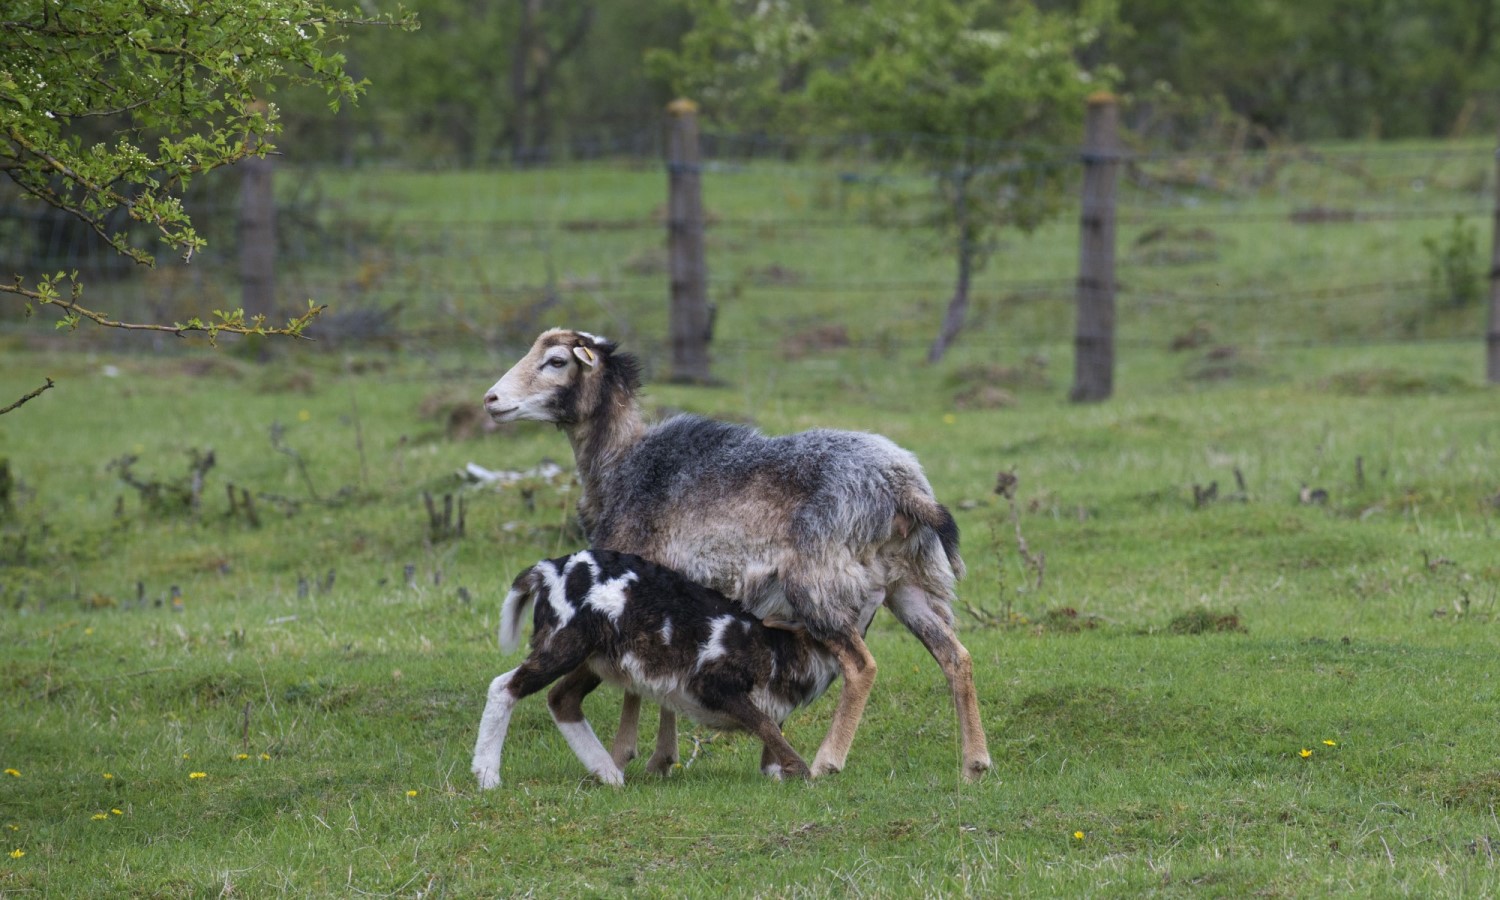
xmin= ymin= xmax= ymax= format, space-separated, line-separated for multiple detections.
xmin=473 ymin=767 xmax=500 ymax=791
xmin=783 ymin=760 xmax=811 ymax=780
xmin=593 ymin=765 xmax=626 ymax=787
xmin=610 ymin=745 xmax=638 ymax=769
xmin=810 ymin=757 xmax=843 ymax=778
xmin=644 ymin=751 xmax=679 ymax=776
xmin=963 ymin=755 xmax=993 ymax=783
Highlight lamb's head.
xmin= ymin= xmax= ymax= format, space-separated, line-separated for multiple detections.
xmin=483 ymin=329 xmax=641 ymax=427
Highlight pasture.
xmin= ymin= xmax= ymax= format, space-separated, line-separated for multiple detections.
xmin=3 ymin=146 xmax=1500 ymax=895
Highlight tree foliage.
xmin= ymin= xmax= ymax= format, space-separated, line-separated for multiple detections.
xmin=1083 ymin=0 xmax=1500 ymax=140
xmin=0 ymin=0 xmax=412 ymax=343
xmin=651 ymin=0 xmax=1116 ymax=360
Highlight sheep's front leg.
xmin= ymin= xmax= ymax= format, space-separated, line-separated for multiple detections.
xmin=472 ymin=670 xmax=519 ymax=790
xmin=644 ymin=708 xmax=679 ymax=775
xmin=610 ymin=692 xmax=643 ymax=768
xmin=548 ymin=667 xmax=624 ymax=786
xmin=810 ymin=633 xmax=877 ymax=778
xmin=718 ymin=698 xmax=808 ymax=781
xmin=757 ymin=735 xmax=810 ymax=781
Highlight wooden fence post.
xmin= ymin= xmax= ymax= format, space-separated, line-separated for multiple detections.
xmin=1069 ymin=92 xmax=1121 ymax=403
xmin=666 ymin=98 xmax=713 ymax=384
xmin=240 ymin=100 xmax=276 ymax=339
xmin=1488 ymin=124 xmax=1500 ymax=385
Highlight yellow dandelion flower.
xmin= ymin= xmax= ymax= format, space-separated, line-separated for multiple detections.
xmin=189 ymin=772 xmax=207 ymax=779
xmin=84 ymin=628 xmax=94 ymax=636
xmin=3 ymin=769 xmax=19 ymax=778
xmin=111 ymin=809 xmax=123 ymax=816
xmin=8 ymin=849 xmax=22 ymax=859
xmin=1323 ymin=740 xmax=1338 ymax=747
xmin=91 ymin=813 xmax=108 ymax=821
xmin=236 ymin=754 xmax=249 ymax=761
xmin=259 ymin=753 xmax=271 ymax=761
xmin=5 ymin=826 xmax=16 ymax=832
xmin=297 ymin=409 xmax=311 ymax=422
xmin=1073 ymin=831 xmax=1085 ymax=841
xmin=942 ymin=413 xmax=957 ymax=425
xmin=1299 ymin=748 xmax=1313 ymax=759
xmin=406 ymin=790 xmax=418 ymax=798
xmin=102 ymin=773 xmax=113 ymax=780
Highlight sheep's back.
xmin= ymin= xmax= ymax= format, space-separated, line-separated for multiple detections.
xmin=591 ymin=415 xmax=954 ymax=636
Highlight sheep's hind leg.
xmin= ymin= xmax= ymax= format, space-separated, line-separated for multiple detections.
xmin=887 ymin=584 xmax=992 ymax=782
xmin=548 ymin=666 xmax=625 ymax=786
xmin=472 ymin=669 xmax=519 ymax=790
xmin=810 ymin=632 xmax=878 ymax=778
xmin=644 ymin=708 xmax=680 ymax=775
xmin=610 ymin=693 xmax=643 ymax=768
xmin=473 ymin=651 xmax=588 ymax=789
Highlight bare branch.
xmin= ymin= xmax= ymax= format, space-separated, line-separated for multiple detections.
xmin=0 ymin=378 xmax=55 ymax=416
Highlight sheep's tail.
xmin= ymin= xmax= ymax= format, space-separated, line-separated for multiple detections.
xmin=928 ymin=503 xmax=964 ymax=579
xmin=902 ymin=490 xmax=967 ymax=582
xmin=498 ymin=569 xmax=538 ymax=653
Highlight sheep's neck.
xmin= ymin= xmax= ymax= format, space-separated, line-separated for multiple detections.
xmin=566 ymin=400 xmax=645 ymax=530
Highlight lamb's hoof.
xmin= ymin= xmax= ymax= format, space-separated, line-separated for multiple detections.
xmin=473 ymin=767 xmax=500 ymax=791
xmin=810 ymin=755 xmax=843 ymax=778
xmin=963 ymin=755 xmax=993 ymax=783
xmin=594 ymin=765 xmax=626 ymax=787
xmin=610 ymin=745 xmax=638 ymax=769
xmin=644 ymin=752 xmax=679 ymax=776
xmin=783 ymin=760 xmax=811 ymax=780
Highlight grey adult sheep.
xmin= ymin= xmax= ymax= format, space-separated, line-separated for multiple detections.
xmin=482 ymin=328 xmax=991 ymax=781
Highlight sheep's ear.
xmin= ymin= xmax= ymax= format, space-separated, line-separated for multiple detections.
xmin=573 ymin=346 xmax=599 ymax=367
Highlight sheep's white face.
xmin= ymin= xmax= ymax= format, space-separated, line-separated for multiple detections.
xmin=483 ymin=334 xmax=598 ymax=423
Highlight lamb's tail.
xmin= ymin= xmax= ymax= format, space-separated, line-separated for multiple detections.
xmin=498 ymin=569 xmax=539 ymax=653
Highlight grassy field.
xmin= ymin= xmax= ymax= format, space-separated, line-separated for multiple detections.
xmin=2 ymin=332 xmax=1498 ymax=896
xmin=3 ymin=141 xmax=1500 ymax=895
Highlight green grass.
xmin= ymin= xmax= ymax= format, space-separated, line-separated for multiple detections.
xmin=4 ymin=140 xmax=1500 ymax=894
xmin=2 ymin=333 xmax=1498 ymax=896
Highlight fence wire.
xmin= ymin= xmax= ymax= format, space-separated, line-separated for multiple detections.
xmin=2 ymin=130 xmax=1494 ymax=365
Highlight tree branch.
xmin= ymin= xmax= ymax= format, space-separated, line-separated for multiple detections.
xmin=0 ymin=378 xmax=55 ymax=416
xmin=2 ymin=280 xmax=325 ymax=342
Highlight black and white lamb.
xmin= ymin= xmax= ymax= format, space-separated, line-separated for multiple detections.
xmin=471 ymin=549 xmax=841 ymax=788
xmin=480 ymin=328 xmax=991 ymax=782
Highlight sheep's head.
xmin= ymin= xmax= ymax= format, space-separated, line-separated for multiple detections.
xmin=484 ymin=329 xmax=640 ymax=427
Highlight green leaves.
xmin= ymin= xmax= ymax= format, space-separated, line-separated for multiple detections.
xmin=1 ymin=0 xmax=412 ymax=339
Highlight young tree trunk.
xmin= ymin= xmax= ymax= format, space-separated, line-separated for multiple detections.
xmin=927 ymin=169 xmax=976 ymax=364
xmin=927 ymin=237 xmax=974 ymax=364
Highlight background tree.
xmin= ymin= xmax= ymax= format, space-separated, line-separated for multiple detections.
xmin=0 ymin=0 xmax=410 ymax=355
xmin=282 ymin=0 xmax=687 ymax=165
xmin=652 ymin=0 xmax=1114 ymax=361
xmin=1066 ymin=0 xmax=1500 ymax=141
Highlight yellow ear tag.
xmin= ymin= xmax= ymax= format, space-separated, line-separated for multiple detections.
xmin=573 ymin=346 xmax=597 ymax=367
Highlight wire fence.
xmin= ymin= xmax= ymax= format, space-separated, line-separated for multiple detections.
xmin=2 ymin=125 xmax=1495 ymax=371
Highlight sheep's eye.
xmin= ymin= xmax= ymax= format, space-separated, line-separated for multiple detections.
xmin=546 ymin=356 xmax=569 ymax=369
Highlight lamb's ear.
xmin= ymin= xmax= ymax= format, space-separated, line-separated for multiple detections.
xmin=573 ymin=346 xmax=599 ymax=367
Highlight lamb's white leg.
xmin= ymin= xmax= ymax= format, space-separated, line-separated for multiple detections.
xmin=553 ymin=714 xmax=625 ymax=786
xmin=472 ymin=670 xmax=517 ymax=790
